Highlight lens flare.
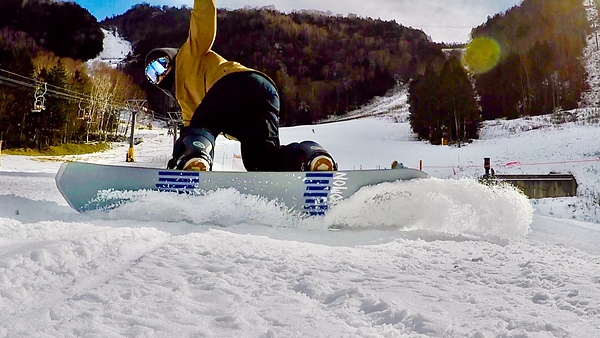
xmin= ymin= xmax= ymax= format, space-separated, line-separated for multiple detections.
xmin=462 ymin=37 xmax=502 ymax=74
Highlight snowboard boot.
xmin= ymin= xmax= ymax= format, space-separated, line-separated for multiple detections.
xmin=309 ymin=154 xmax=336 ymax=171
xmin=298 ymin=141 xmax=337 ymax=171
xmin=176 ymin=128 xmax=215 ymax=171
xmin=183 ymin=158 xmax=210 ymax=171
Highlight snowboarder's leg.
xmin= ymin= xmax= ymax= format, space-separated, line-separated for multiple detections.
xmin=302 ymin=141 xmax=337 ymax=171
xmin=278 ymin=141 xmax=337 ymax=171
xmin=235 ymin=105 xmax=336 ymax=171
xmin=183 ymin=72 xmax=281 ymax=171
xmin=183 ymin=71 xmax=335 ymax=171
xmin=168 ymin=127 xmax=215 ymax=171
xmin=240 ymin=139 xmax=280 ymax=171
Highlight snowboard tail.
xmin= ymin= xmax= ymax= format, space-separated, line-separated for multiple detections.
xmin=55 ymin=162 xmax=428 ymax=215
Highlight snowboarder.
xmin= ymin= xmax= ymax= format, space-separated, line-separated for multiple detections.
xmin=144 ymin=0 xmax=336 ymax=172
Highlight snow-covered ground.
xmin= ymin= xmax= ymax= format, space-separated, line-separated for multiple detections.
xmin=320 ymin=85 xmax=411 ymax=123
xmin=1 ymin=106 xmax=600 ymax=336
xmin=86 ymin=28 xmax=133 ymax=68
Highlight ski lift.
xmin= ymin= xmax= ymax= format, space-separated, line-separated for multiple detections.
xmin=167 ymin=111 xmax=183 ymax=141
xmin=32 ymin=82 xmax=47 ymax=113
xmin=167 ymin=111 xmax=183 ymax=127
xmin=77 ymin=99 xmax=91 ymax=120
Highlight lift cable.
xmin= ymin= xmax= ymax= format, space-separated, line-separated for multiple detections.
xmin=0 ymin=68 xmax=135 ymax=111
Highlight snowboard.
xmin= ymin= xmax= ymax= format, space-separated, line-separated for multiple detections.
xmin=55 ymin=162 xmax=428 ymax=215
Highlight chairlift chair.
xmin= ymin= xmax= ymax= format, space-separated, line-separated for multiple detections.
xmin=77 ymin=99 xmax=92 ymax=120
xmin=32 ymin=82 xmax=47 ymax=113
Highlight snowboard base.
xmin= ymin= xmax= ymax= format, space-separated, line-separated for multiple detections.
xmin=56 ymin=162 xmax=428 ymax=215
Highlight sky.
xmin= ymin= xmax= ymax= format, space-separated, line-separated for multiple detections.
xmin=70 ymin=0 xmax=523 ymax=43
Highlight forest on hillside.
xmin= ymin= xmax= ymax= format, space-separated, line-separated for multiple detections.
xmin=407 ymin=0 xmax=591 ymax=145
xmin=0 ymin=0 xmax=143 ymax=150
xmin=0 ymin=0 xmax=104 ymax=60
xmin=470 ymin=0 xmax=589 ymax=120
xmin=107 ymin=4 xmax=445 ymax=125
xmin=74 ymin=0 xmax=600 ymax=145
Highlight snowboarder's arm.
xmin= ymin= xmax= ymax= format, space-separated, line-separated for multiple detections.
xmin=188 ymin=0 xmax=217 ymax=55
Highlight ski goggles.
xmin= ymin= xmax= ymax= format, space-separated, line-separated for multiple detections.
xmin=145 ymin=57 xmax=170 ymax=85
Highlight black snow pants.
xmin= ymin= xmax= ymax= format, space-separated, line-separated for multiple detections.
xmin=188 ymin=71 xmax=330 ymax=171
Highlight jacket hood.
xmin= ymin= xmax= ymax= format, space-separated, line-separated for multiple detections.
xmin=145 ymin=47 xmax=179 ymax=66
xmin=145 ymin=48 xmax=179 ymax=99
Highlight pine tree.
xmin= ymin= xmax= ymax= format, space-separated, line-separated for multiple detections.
xmin=409 ymin=58 xmax=480 ymax=145
xmin=67 ymin=70 xmax=91 ymax=143
xmin=409 ymin=67 xmax=443 ymax=143
xmin=0 ymin=42 xmax=35 ymax=148
xmin=45 ymin=61 xmax=70 ymax=146
xmin=439 ymin=57 xmax=480 ymax=142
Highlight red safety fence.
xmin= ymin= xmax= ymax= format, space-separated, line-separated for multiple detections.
xmin=422 ymin=157 xmax=600 ymax=170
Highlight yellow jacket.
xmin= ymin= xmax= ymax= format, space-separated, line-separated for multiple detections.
xmin=175 ymin=0 xmax=272 ymax=126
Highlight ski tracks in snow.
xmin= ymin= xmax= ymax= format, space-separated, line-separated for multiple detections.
xmin=6 ymin=228 xmax=595 ymax=337
xmin=0 ymin=218 xmax=172 ymax=336
xmin=2 ymin=162 xmax=600 ymax=336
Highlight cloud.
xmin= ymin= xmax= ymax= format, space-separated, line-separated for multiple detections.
xmin=146 ymin=0 xmax=521 ymax=42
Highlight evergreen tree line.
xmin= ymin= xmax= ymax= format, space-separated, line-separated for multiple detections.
xmin=107 ymin=5 xmax=443 ymax=126
xmin=408 ymin=0 xmax=590 ymax=145
xmin=471 ymin=0 xmax=589 ymax=120
xmin=408 ymin=54 xmax=480 ymax=145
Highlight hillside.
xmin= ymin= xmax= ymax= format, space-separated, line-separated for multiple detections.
xmin=470 ymin=0 xmax=589 ymax=119
xmin=102 ymin=5 xmax=444 ymax=125
xmin=0 ymin=0 xmax=103 ymax=60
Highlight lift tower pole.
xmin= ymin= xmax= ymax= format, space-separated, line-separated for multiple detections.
xmin=125 ymin=100 xmax=147 ymax=163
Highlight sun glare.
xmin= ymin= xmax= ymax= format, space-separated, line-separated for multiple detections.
xmin=462 ymin=37 xmax=502 ymax=74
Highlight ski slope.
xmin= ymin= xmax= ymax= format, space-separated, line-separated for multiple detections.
xmin=0 ymin=6 xmax=600 ymax=335
xmin=1 ymin=111 xmax=600 ymax=336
